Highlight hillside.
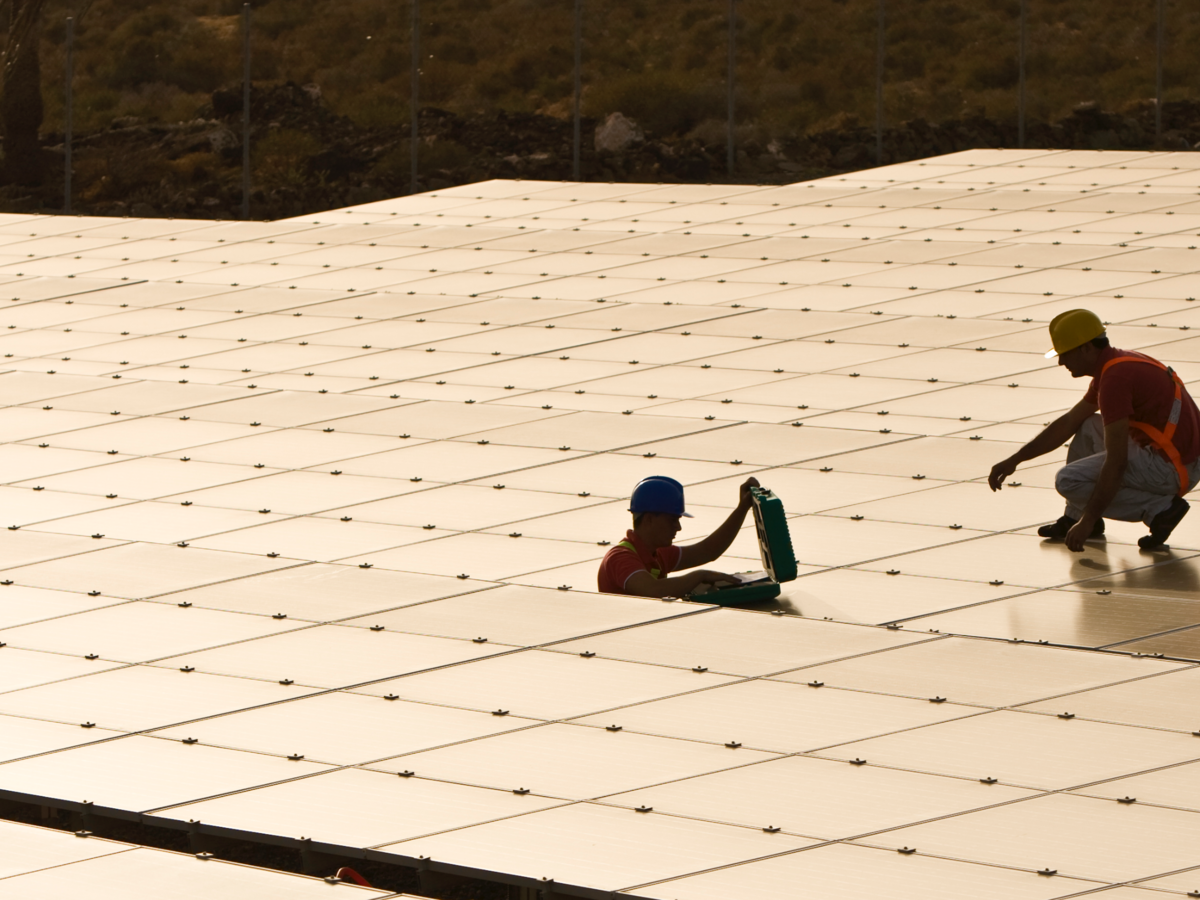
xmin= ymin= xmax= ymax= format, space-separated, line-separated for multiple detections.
xmin=1 ymin=0 xmax=1198 ymax=217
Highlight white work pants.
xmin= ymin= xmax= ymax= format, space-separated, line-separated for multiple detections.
xmin=1056 ymin=413 xmax=1200 ymax=525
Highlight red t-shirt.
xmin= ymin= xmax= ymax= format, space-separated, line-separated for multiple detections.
xmin=597 ymin=530 xmax=683 ymax=595
xmin=1084 ymin=347 xmax=1199 ymax=465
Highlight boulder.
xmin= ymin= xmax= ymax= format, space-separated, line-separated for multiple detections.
xmin=594 ymin=113 xmax=644 ymax=153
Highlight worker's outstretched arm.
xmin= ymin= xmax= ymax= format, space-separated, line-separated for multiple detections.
xmin=677 ymin=477 xmax=760 ymax=569
xmin=1065 ymin=417 xmax=1128 ymax=551
xmin=988 ymin=399 xmax=1097 ymax=491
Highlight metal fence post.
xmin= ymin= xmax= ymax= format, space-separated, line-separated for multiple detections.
xmin=241 ymin=3 xmax=251 ymax=220
xmin=1018 ymin=0 xmax=1026 ymax=148
xmin=875 ymin=0 xmax=884 ymax=164
xmin=410 ymin=0 xmax=420 ymax=195
xmin=64 ymin=16 xmax=73 ymax=214
xmin=573 ymin=0 xmax=581 ymax=181
xmin=1155 ymin=0 xmax=1164 ymax=142
xmin=727 ymin=0 xmax=736 ymax=176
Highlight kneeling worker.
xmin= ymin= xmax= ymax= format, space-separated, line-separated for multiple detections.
xmin=597 ymin=475 xmax=760 ymax=596
xmin=989 ymin=309 xmax=1199 ymax=552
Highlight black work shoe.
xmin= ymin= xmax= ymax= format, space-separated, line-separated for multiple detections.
xmin=1139 ymin=497 xmax=1190 ymax=550
xmin=1037 ymin=515 xmax=1105 ymax=541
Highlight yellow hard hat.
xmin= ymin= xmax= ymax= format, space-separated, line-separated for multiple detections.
xmin=1045 ymin=309 xmax=1105 ymax=358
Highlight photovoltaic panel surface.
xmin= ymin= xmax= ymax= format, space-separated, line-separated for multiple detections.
xmin=2 ymin=151 xmax=1200 ymax=898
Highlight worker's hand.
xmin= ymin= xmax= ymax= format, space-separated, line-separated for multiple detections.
xmin=1064 ymin=516 xmax=1094 ymax=552
xmin=988 ymin=457 xmax=1017 ymax=492
xmin=690 ymin=569 xmax=735 ymax=588
xmin=738 ymin=476 xmax=761 ymax=509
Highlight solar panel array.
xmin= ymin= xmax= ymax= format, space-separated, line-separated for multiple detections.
xmin=0 ymin=148 xmax=1198 ymax=898
xmin=0 ymin=817 xmax=400 ymax=898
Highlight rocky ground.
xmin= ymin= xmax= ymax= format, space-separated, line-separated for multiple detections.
xmin=6 ymin=82 xmax=1200 ymax=220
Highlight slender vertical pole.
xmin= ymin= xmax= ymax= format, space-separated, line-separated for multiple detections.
xmin=572 ymin=0 xmax=582 ymax=181
xmin=64 ymin=17 xmax=73 ymax=214
xmin=410 ymin=0 xmax=420 ymax=195
xmin=1155 ymin=0 xmax=1164 ymax=142
xmin=241 ymin=3 xmax=251 ymax=220
xmin=1018 ymin=0 xmax=1026 ymax=148
xmin=727 ymin=0 xmax=736 ymax=176
xmin=875 ymin=0 xmax=884 ymax=164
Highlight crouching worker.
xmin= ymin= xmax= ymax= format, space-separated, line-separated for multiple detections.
xmin=597 ymin=475 xmax=760 ymax=597
xmin=988 ymin=309 xmax=1200 ymax=552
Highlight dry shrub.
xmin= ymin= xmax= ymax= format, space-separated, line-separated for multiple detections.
xmin=254 ymin=128 xmax=323 ymax=189
xmin=168 ymin=151 xmax=218 ymax=181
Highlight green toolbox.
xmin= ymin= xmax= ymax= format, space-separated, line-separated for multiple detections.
xmin=691 ymin=486 xmax=797 ymax=606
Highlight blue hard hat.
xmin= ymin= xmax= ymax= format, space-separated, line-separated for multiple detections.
xmin=629 ymin=476 xmax=693 ymax=517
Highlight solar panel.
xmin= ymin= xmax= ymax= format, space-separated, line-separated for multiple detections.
xmin=3 ymin=151 xmax=1200 ymax=898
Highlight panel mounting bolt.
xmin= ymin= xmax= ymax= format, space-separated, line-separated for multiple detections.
xmin=849 ymin=758 xmax=867 ymax=765
xmin=182 ymin=737 xmax=198 ymax=744
xmin=88 ymin=591 xmax=101 ymax=597
xmin=886 ymin=570 xmax=900 ymax=576
xmin=360 ymin=563 xmax=373 ymax=569
xmin=1037 ymin=869 xmax=1057 ymax=877
xmin=384 ymin=694 xmax=398 ymax=701
xmin=580 ymin=651 xmax=595 ymax=658
xmin=1117 ymin=796 xmax=1136 ymax=804
xmin=178 ymin=602 xmax=191 ymax=608
xmin=635 ymin=805 xmax=653 ymax=813
xmin=989 ymin=580 xmax=1004 ymax=586
xmin=725 ymin=741 xmax=742 ymax=749
xmin=473 ymin=637 xmax=488 ymax=643
xmin=898 ymin=847 xmax=916 ymax=855
xmin=1058 ymin=712 xmax=1075 ymax=719
xmin=272 ymin=613 xmax=287 ymax=620
xmin=929 ymin=696 xmax=947 ymax=703
xmin=512 ymin=787 xmax=530 ymax=795
xmin=370 ymin=625 xmax=384 ymax=632
xmin=81 ymin=722 xmax=95 ymax=728
xmin=287 ymin=754 xmax=304 ymax=761
xmin=980 ymin=776 xmax=997 ymax=784
xmin=180 ymin=666 xmax=195 ymax=673
xmin=808 ymin=681 xmax=824 ymax=688
xmin=279 ymin=679 xmax=294 ymax=685
xmin=692 ymin=666 xmax=708 ymax=673
xmin=492 ymin=709 xmax=509 ymax=716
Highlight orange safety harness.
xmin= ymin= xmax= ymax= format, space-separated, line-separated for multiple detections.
xmin=1100 ymin=355 xmax=1191 ymax=495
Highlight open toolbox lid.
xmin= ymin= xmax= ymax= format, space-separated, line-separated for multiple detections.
xmin=750 ymin=486 xmax=797 ymax=583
